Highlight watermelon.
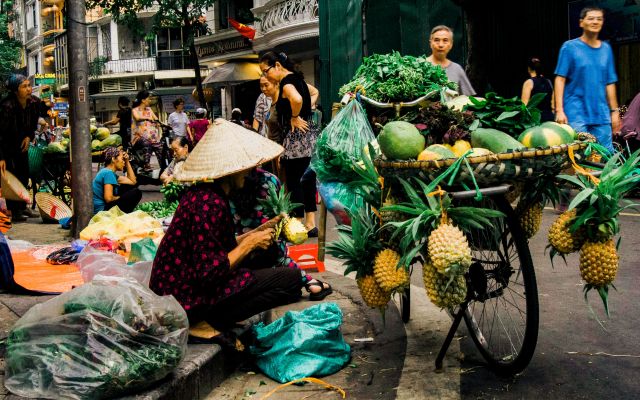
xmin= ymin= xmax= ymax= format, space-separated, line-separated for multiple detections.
xmin=95 ymin=127 xmax=111 ymax=140
xmin=91 ymin=139 xmax=102 ymax=150
xmin=378 ymin=121 xmax=425 ymax=160
xmin=518 ymin=123 xmax=574 ymax=148
xmin=99 ymin=134 xmax=122 ymax=148
xmin=471 ymin=128 xmax=526 ymax=154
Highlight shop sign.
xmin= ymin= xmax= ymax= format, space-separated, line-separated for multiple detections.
xmin=53 ymin=102 xmax=69 ymax=111
xmin=58 ymin=111 xmax=68 ymax=119
xmin=196 ymin=36 xmax=252 ymax=59
xmin=34 ymin=73 xmax=56 ymax=85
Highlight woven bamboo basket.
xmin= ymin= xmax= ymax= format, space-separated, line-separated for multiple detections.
xmin=374 ymin=140 xmax=592 ymax=187
xmin=1 ymin=171 xmax=32 ymax=203
xmin=35 ymin=192 xmax=72 ymax=223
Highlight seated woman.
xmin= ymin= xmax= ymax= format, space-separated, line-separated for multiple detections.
xmin=160 ymin=136 xmax=190 ymax=184
xmin=228 ymin=167 xmax=332 ymax=301
xmin=150 ymin=119 xmax=313 ymax=331
xmin=92 ymin=147 xmax=142 ymax=214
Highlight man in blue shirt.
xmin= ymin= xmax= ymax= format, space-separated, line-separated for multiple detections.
xmin=554 ymin=7 xmax=621 ymax=153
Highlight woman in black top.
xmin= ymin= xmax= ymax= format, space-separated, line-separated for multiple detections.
xmin=259 ymin=51 xmax=319 ymax=236
xmin=103 ymin=96 xmax=132 ymax=149
xmin=521 ymin=57 xmax=555 ymax=122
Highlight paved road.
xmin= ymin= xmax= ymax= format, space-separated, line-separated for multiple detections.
xmin=318 ymin=205 xmax=640 ymax=399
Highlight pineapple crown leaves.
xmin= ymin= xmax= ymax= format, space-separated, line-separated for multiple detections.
xmin=520 ymin=178 xmax=560 ymax=208
xmin=558 ymin=149 xmax=640 ymax=240
xmin=258 ymin=182 xmax=303 ymax=218
xmin=326 ymin=207 xmax=383 ymax=279
xmin=346 ymin=142 xmax=382 ymax=209
xmin=583 ymin=283 xmax=617 ymax=329
xmin=383 ymin=177 xmax=504 ymax=268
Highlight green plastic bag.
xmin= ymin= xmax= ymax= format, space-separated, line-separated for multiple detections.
xmin=251 ymin=302 xmax=351 ymax=383
xmin=128 ymin=237 xmax=157 ymax=264
xmin=311 ymin=100 xmax=375 ymax=184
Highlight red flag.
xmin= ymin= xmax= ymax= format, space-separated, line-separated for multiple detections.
xmin=228 ymin=18 xmax=256 ymax=40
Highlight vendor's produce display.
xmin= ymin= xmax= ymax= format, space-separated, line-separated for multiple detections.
xmin=135 ymin=181 xmax=186 ymax=219
xmin=4 ymin=276 xmax=188 ymax=399
xmin=338 ymin=51 xmax=456 ymax=103
xmin=46 ymin=126 xmax=122 ymax=154
xmin=259 ymin=182 xmax=308 ymax=245
xmin=463 ymin=92 xmax=545 ymax=138
xmin=81 ymin=207 xmax=164 ymax=250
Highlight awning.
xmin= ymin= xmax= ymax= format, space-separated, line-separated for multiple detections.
xmin=152 ymin=87 xmax=196 ymax=96
xmin=201 ymin=62 xmax=261 ymax=86
xmin=90 ymin=90 xmax=139 ymax=100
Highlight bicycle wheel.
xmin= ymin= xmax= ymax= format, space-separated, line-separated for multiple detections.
xmin=462 ymin=195 xmax=539 ymax=375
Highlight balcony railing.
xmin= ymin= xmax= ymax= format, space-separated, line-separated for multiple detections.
xmin=99 ymin=57 xmax=157 ymax=75
xmin=256 ymin=0 xmax=318 ymax=35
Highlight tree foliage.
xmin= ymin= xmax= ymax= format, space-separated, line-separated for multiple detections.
xmin=85 ymin=0 xmax=217 ymax=106
xmin=0 ymin=7 xmax=23 ymax=95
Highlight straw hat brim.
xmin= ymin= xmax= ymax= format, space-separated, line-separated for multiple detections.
xmin=174 ymin=118 xmax=284 ymax=182
xmin=1 ymin=170 xmax=31 ymax=203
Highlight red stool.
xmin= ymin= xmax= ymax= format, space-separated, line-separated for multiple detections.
xmin=287 ymin=243 xmax=325 ymax=273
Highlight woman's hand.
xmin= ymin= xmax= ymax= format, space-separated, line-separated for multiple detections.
xmin=250 ymin=228 xmax=275 ymax=250
xmin=291 ymin=116 xmax=308 ymax=132
xmin=255 ymin=215 xmax=283 ymax=232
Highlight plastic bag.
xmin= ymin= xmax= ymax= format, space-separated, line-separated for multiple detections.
xmin=318 ymin=181 xmax=364 ymax=226
xmin=128 ymin=238 xmax=158 ymax=264
xmin=251 ymin=302 xmax=351 ymax=383
xmin=76 ymin=247 xmax=153 ymax=287
xmin=4 ymin=276 xmax=188 ymax=400
xmin=311 ymin=100 xmax=375 ymax=183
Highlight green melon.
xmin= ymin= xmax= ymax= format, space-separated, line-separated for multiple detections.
xmin=471 ymin=128 xmax=525 ymax=154
xmin=518 ymin=124 xmax=573 ymax=148
xmin=91 ymin=139 xmax=102 ymax=150
xmin=378 ymin=121 xmax=425 ymax=160
xmin=99 ymin=134 xmax=122 ymax=148
xmin=425 ymin=144 xmax=455 ymax=159
xmin=95 ymin=127 xmax=111 ymax=140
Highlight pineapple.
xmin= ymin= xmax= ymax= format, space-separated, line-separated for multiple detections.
xmin=259 ymin=182 xmax=308 ymax=244
xmin=380 ymin=193 xmax=403 ymax=224
xmin=373 ymin=248 xmax=410 ymax=293
xmin=326 ymin=208 xmax=391 ymax=312
xmin=517 ymin=201 xmax=543 ymax=239
xmin=504 ymin=182 xmax=524 ymax=204
xmin=555 ymin=148 xmax=640 ymax=316
xmin=427 ymin=222 xmax=472 ymax=276
xmin=422 ymin=261 xmax=467 ymax=309
xmin=579 ymin=239 xmax=618 ymax=287
xmin=548 ymin=209 xmax=585 ymax=254
xmin=357 ymin=275 xmax=392 ymax=308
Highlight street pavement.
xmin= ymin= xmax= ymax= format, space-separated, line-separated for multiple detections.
xmin=2 ymin=187 xmax=640 ymax=399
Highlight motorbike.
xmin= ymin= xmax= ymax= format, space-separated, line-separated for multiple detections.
xmin=127 ymin=121 xmax=174 ymax=186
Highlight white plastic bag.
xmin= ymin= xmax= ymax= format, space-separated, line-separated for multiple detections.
xmin=76 ymin=247 xmax=153 ymax=287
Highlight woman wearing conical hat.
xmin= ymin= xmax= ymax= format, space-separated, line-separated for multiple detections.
xmin=149 ymin=120 xmax=317 ymax=330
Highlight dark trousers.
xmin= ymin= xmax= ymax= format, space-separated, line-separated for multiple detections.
xmin=282 ymin=157 xmax=317 ymax=217
xmin=105 ymin=184 xmax=142 ymax=213
xmin=191 ymin=267 xmax=303 ymax=330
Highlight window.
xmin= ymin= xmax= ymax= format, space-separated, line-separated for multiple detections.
xmin=217 ymin=0 xmax=253 ymax=30
xmin=156 ymin=28 xmax=190 ymax=70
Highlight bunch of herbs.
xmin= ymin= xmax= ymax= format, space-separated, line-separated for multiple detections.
xmin=464 ymin=92 xmax=545 ymax=137
xmin=339 ymin=51 xmax=456 ymax=103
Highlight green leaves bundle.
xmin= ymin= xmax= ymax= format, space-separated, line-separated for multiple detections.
xmin=465 ymin=92 xmax=544 ymax=137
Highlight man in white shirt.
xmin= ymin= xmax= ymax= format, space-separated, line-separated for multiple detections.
xmin=167 ymin=97 xmax=189 ymax=138
xmin=426 ymin=25 xmax=476 ymax=96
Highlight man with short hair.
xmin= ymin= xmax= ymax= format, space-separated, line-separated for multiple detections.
xmin=167 ymin=97 xmax=189 ymax=139
xmin=427 ymin=25 xmax=475 ymax=96
xmin=554 ymin=7 xmax=620 ymax=153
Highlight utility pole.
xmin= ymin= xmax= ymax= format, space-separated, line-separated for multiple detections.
xmin=67 ymin=0 xmax=92 ymax=237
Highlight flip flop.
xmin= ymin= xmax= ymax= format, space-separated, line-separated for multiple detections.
xmin=305 ymin=279 xmax=333 ymax=301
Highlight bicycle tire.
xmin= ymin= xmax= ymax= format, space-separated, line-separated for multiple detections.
xmin=462 ymin=195 xmax=539 ymax=376
xmin=399 ymin=286 xmax=410 ymax=323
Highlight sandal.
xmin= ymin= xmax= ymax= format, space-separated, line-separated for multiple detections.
xmin=305 ymin=279 xmax=333 ymax=301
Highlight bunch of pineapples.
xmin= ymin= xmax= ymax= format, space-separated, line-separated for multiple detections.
xmin=382 ymin=177 xmax=503 ymax=309
xmin=259 ymin=182 xmax=308 ymax=245
xmin=553 ymin=149 xmax=640 ymax=315
xmin=516 ymin=179 xmax=560 ymax=239
xmin=327 ymin=208 xmax=409 ymax=312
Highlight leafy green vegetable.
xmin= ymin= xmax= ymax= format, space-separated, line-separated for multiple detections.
xmin=135 ymin=200 xmax=179 ymax=219
xmin=464 ymin=92 xmax=544 ymax=137
xmin=339 ymin=51 xmax=456 ymax=103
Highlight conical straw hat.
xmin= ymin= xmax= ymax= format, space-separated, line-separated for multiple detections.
xmin=174 ymin=118 xmax=284 ymax=182
xmin=1 ymin=170 xmax=31 ymax=203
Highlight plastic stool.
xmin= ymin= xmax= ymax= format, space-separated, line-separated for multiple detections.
xmin=288 ymin=243 xmax=325 ymax=273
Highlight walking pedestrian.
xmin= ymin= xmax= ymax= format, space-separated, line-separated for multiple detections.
xmin=554 ymin=6 xmax=620 ymax=153
xmin=260 ymin=51 xmax=319 ymax=235
xmin=426 ymin=25 xmax=475 ymax=96
xmin=131 ymin=90 xmax=163 ymax=172
xmin=0 ymin=74 xmax=50 ymax=222
xmin=167 ymin=97 xmax=189 ymax=139
xmin=187 ymin=108 xmax=210 ymax=146
xmin=103 ymin=96 xmax=132 ymax=150
xmin=521 ymin=57 xmax=555 ymax=122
